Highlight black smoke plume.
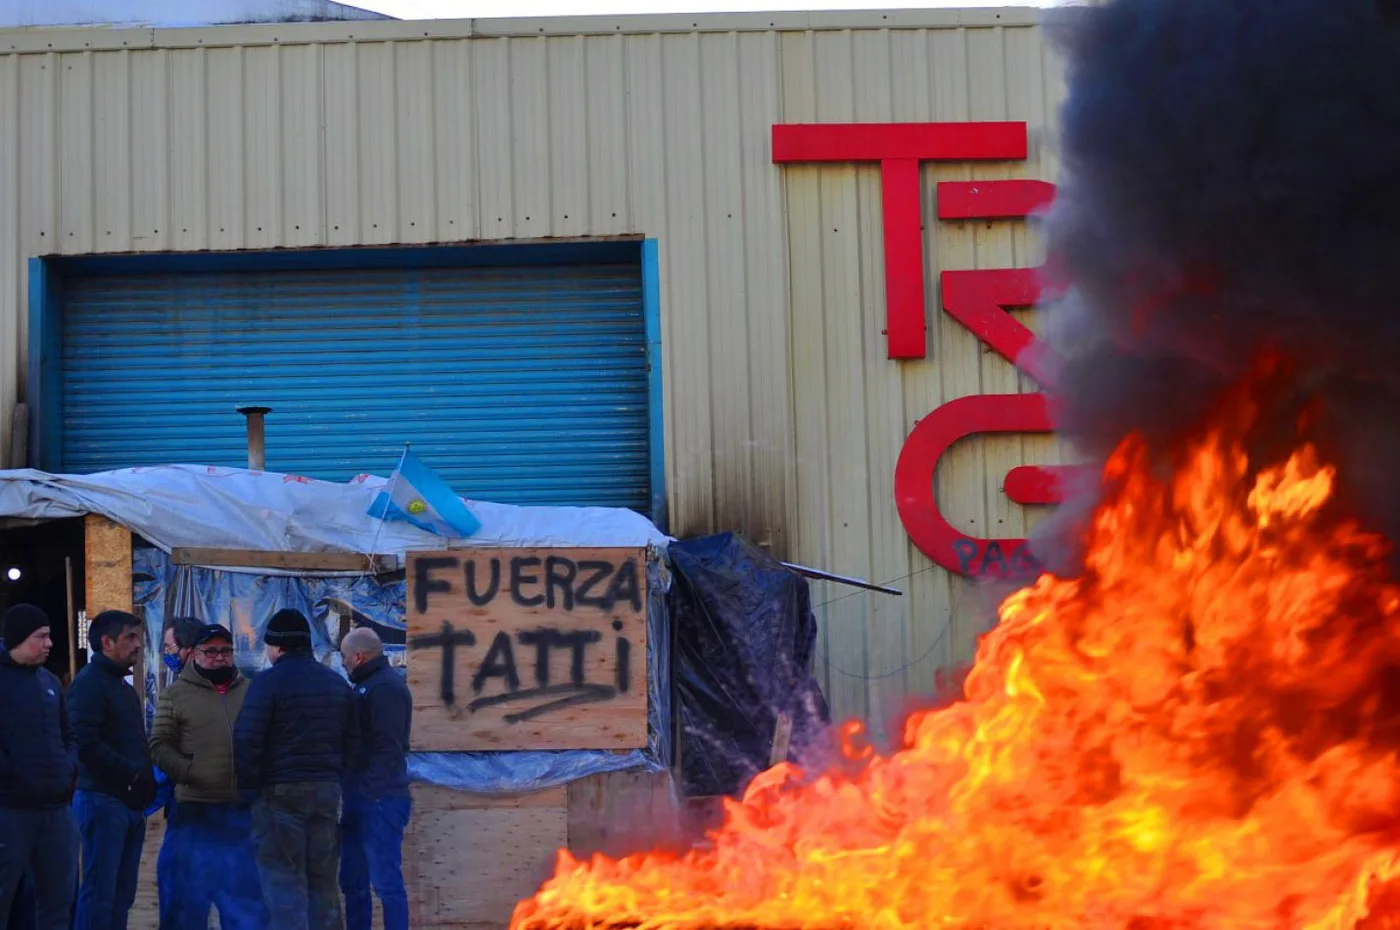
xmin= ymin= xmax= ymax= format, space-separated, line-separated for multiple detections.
xmin=1032 ymin=0 xmax=1400 ymax=572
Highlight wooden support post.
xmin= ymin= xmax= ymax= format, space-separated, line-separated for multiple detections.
xmin=84 ymin=514 xmax=134 ymax=698
xmin=84 ymin=514 xmax=133 ymax=615
xmin=769 ymin=712 xmax=794 ymax=766
xmin=64 ymin=556 xmax=76 ymax=682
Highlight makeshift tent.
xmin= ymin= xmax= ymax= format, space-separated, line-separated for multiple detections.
xmin=0 ymin=463 xmax=672 ymax=791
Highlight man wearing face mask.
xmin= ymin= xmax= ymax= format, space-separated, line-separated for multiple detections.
xmin=150 ymin=624 xmax=265 ymax=928
xmin=161 ymin=618 xmax=203 ymax=683
xmin=151 ymin=616 xmax=204 ymax=927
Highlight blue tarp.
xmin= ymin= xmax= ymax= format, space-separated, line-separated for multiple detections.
xmin=133 ymin=547 xmax=672 ymax=793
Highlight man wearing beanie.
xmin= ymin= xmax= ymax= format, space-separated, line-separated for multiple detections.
xmin=150 ymin=624 xmax=266 ymax=928
xmin=0 ymin=604 xmax=79 ymax=929
xmin=235 ymin=608 xmax=358 ymax=930
xmin=68 ymin=609 xmax=154 ymax=930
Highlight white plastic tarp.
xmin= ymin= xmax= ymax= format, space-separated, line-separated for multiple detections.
xmin=0 ymin=464 xmax=669 ymax=571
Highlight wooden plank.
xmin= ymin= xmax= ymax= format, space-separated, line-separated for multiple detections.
xmin=409 ymin=793 xmax=567 ymax=929
xmin=565 ymin=769 xmax=680 ymax=861
xmin=405 ymin=548 xmax=648 ymax=752
xmin=170 ymin=547 xmax=396 ymax=574
xmin=85 ymin=514 xmax=132 ymax=615
xmin=414 ymin=784 xmax=568 ymax=812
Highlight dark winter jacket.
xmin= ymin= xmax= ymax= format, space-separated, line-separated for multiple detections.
xmin=149 ymin=663 xmax=249 ymax=804
xmin=68 ymin=652 xmax=155 ymax=810
xmin=0 ymin=650 xmax=77 ymax=810
xmin=234 ymin=651 xmax=358 ymax=792
xmin=345 ymin=656 xmax=412 ymax=801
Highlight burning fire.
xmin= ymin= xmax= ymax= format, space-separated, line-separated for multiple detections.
xmin=513 ymin=373 xmax=1400 ymax=929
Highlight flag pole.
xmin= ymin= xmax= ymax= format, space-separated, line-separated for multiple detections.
xmin=364 ymin=443 xmax=409 ymax=575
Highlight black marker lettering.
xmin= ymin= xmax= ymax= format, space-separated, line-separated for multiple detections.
xmin=413 ymin=557 xmax=458 ymax=614
xmin=408 ymin=620 xmax=476 ymax=707
xmin=575 ymin=561 xmax=613 ymax=609
xmin=510 ymin=557 xmax=545 ymax=607
xmin=616 ymin=636 xmax=631 ymax=693
xmin=516 ymin=629 xmax=556 ymax=688
xmin=553 ymin=629 xmax=602 ymax=685
xmin=465 ymin=558 xmax=501 ymax=607
xmin=544 ymin=556 xmax=577 ymax=610
xmin=604 ymin=559 xmax=642 ymax=612
xmin=472 ymin=632 xmax=520 ymax=695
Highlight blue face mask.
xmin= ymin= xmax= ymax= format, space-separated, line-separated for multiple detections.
xmin=162 ymin=653 xmax=184 ymax=674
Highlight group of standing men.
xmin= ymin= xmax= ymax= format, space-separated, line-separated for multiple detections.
xmin=0 ymin=602 xmax=415 ymax=930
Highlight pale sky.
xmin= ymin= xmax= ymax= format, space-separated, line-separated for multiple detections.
xmin=357 ymin=0 xmax=1059 ymax=20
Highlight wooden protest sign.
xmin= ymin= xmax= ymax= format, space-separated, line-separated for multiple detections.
xmin=405 ymin=547 xmax=648 ymax=751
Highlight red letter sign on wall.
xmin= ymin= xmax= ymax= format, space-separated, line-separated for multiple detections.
xmin=772 ymin=122 xmax=1075 ymax=579
xmin=772 ymin=123 xmax=1027 ymax=359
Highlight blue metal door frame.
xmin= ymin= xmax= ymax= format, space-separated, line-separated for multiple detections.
xmin=28 ymin=238 xmax=667 ymax=530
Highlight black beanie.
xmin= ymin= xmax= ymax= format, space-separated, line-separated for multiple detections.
xmin=264 ymin=609 xmax=311 ymax=649
xmin=3 ymin=604 xmax=50 ymax=651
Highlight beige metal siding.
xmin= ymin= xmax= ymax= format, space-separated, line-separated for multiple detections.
xmin=777 ymin=26 xmax=1064 ymax=734
xmin=0 ymin=9 xmax=1061 ymax=732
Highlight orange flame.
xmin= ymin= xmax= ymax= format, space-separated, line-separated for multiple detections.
xmin=512 ymin=382 xmax=1400 ymax=929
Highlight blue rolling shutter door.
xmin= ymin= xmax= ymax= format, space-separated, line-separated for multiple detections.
xmin=59 ymin=263 xmax=650 ymax=512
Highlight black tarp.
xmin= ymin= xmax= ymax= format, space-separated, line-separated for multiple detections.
xmin=669 ymin=532 xmax=829 ymax=797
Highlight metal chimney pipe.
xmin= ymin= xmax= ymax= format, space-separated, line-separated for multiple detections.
xmin=236 ymin=406 xmax=272 ymax=471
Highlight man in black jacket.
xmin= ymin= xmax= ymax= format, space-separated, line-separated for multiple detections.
xmin=337 ymin=627 xmax=412 ymax=930
xmin=0 ymin=604 xmax=79 ymax=930
xmin=68 ymin=609 xmax=154 ymax=930
xmin=235 ymin=608 xmax=358 ymax=930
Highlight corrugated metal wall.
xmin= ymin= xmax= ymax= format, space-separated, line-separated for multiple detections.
xmin=0 ymin=9 xmax=1063 ymax=732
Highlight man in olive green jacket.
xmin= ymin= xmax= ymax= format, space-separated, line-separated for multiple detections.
xmin=148 ymin=624 xmax=266 ymax=929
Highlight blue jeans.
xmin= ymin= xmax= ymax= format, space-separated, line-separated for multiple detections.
xmin=74 ymin=790 xmax=145 ymax=930
xmin=251 ymin=782 xmax=343 ymax=930
xmin=159 ymin=802 xmax=267 ymax=930
xmin=0 ymin=807 xmax=78 ymax=930
xmin=339 ymin=796 xmax=411 ymax=930
xmin=155 ymin=809 xmax=181 ymax=929
xmin=5 ymin=871 xmax=36 ymax=930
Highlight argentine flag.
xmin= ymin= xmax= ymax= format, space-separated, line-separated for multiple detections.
xmin=367 ymin=448 xmax=481 ymax=538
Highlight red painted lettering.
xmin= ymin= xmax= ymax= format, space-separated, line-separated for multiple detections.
xmin=936 ymin=179 xmax=1056 ymax=220
xmin=772 ymin=127 xmax=1084 ymax=577
xmin=895 ymin=393 xmax=1053 ymax=580
xmin=772 ymin=122 xmax=1028 ymax=359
